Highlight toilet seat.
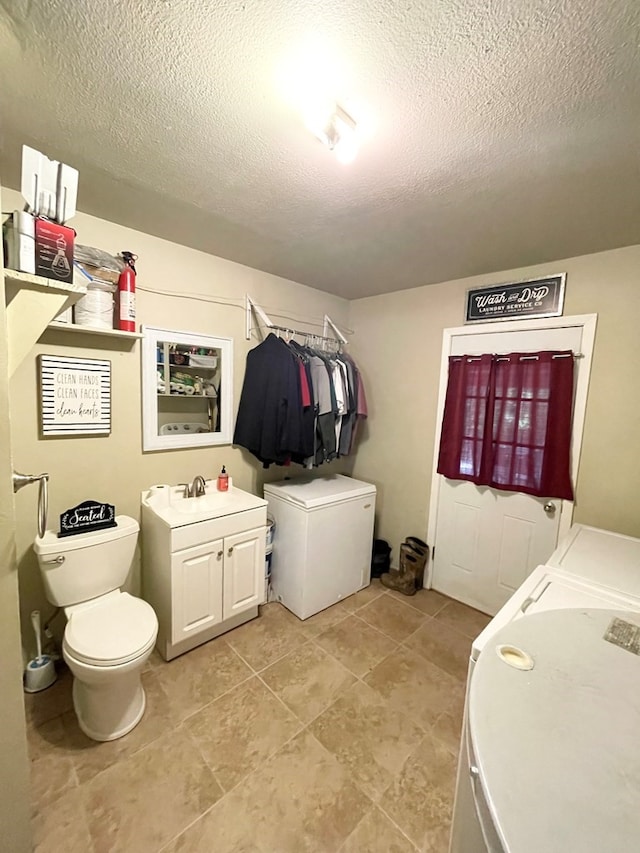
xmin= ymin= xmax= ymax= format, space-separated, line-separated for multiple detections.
xmin=64 ymin=592 xmax=157 ymax=667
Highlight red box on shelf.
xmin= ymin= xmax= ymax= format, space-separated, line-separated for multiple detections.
xmin=34 ymin=218 xmax=75 ymax=283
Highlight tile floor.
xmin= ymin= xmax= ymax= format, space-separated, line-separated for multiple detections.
xmin=25 ymin=581 xmax=490 ymax=853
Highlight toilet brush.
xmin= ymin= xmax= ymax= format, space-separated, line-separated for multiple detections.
xmin=24 ymin=610 xmax=57 ymax=693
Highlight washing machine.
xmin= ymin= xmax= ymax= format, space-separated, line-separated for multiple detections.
xmin=450 ymin=524 xmax=640 ymax=853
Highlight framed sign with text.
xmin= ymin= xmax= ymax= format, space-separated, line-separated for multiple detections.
xmin=465 ymin=273 xmax=566 ymax=323
xmin=39 ymin=355 xmax=111 ymax=436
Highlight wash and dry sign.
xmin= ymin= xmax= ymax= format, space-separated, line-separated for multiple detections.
xmin=465 ymin=274 xmax=566 ymax=323
xmin=39 ymin=355 xmax=111 ymax=436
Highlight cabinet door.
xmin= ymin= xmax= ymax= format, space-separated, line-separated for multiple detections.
xmin=223 ymin=527 xmax=266 ymax=620
xmin=171 ymin=539 xmax=224 ymax=644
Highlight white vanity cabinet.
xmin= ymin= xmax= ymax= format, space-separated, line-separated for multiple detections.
xmin=141 ymin=485 xmax=267 ymax=660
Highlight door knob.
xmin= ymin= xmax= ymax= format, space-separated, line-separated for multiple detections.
xmin=228 ymin=547 xmax=234 ymax=556
xmin=543 ymin=502 xmax=556 ymax=514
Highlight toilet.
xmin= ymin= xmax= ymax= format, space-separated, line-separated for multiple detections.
xmin=34 ymin=516 xmax=158 ymax=742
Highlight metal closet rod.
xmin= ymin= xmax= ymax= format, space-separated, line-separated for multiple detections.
xmin=245 ymin=295 xmax=348 ymax=346
xmin=270 ymin=326 xmax=342 ymax=346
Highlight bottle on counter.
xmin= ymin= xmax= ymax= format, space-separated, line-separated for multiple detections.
xmin=217 ymin=466 xmax=229 ymax=492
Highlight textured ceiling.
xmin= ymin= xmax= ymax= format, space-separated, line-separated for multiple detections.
xmin=1 ymin=0 xmax=639 ymax=299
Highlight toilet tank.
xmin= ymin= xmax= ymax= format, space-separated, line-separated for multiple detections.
xmin=34 ymin=516 xmax=139 ymax=607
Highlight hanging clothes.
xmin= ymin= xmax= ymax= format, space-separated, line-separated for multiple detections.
xmin=349 ymin=363 xmax=368 ymax=453
xmin=234 ymin=332 xmax=368 ymax=468
xmin=233 ymin=334 xmax=310 ymax=467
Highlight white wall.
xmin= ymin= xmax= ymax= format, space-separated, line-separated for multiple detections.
xmin=5 ymin=188 xmax=352 ymax=656
xmin=348 ymin=245 xmax=640 ymax=558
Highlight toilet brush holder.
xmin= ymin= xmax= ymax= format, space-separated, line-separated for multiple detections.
xmin=24 ymin=609 xmax=57 ymax=693
xmin=24 ymin=655 xmax=57 ymax=693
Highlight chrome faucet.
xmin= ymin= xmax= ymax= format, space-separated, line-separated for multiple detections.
xmin=189 ymin=475 xmax=207 ymax=498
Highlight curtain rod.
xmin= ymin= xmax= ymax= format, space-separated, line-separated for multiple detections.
xmin=461 ymin=352 xmax=583 ymax=362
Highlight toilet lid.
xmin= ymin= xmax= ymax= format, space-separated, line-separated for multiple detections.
xmin=64 ymin=592 xmax=158 ymax=666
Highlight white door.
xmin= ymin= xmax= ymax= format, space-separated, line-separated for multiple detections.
xmin=223 ymin=527 xmax=266 ymax=619
xmin=171 ymin=539 xmax=224 ymax=644
xmin=429 ymin=315 xmax=596 ymax=615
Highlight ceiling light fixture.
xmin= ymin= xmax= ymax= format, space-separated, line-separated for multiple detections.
xmin=307 ymin=104 xmax=359 ymax=165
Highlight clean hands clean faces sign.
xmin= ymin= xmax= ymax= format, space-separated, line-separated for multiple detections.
xmin=39 ymin=355 xmax=111 ymax=435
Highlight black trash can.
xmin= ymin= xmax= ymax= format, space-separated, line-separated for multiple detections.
xmin=371 ymin=539 xmax=391 ymax=578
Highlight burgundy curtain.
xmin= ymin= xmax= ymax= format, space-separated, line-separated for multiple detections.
xmin=437 ymin=351 xmax=574 ymax=500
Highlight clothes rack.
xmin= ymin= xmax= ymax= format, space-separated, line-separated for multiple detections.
xmin=245 ymin=295 xmax=347 ymax=349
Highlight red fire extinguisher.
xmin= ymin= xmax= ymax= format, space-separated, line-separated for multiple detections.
xmin=117 ymin=251 xmax=137 ymax=332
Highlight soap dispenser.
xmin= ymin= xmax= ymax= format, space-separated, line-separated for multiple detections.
xmin=217 ymin=465 xmax=229 ymax=492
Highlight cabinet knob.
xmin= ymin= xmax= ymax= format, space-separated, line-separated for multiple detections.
xmin=228 ymin=546 xmax=234 ymax=556
xmin=217 ymin=550 xmax=223 ymax=559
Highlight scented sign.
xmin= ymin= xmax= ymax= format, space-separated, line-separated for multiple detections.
xmin=59 ymin=500 xmax=117 ymax=538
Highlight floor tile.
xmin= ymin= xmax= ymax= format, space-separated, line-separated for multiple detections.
xmin=185 ymin=676 xmax=301 ymax=791
xmin=29 ymin=749 xmax=78 ymax=810
xmin=162 ymin=797 xmax=261 ymax=852
xmin=32 ymin=787 xmax=93 ymax=853
xmin=405 ymin=619 xmax=471 ymax=681
xmin=364 ymin=647 xmax=462 ymax=730
xmin=61 ymin=671 xmax=174 ymax=784
xmin=310 ymin=681 xmax=424 ymax=800
xmin=358 ymin=594 xmax=427 ymax=642
xmin=315 ymin=615 xmax=398 ymax=678
xmin=24 ymin=664 xmax=74 ymax=728
xmin=22 ymin=587 xmax=475 ymax=852
xmin=386 ymin=587 xmax=450 ymax=617
xmin=27 ymin=713 xmax=67 ymax=763
xmin=431 ymin=704 xmax=464 ymax=757
xmin=381 ymin=733 xmax=457 ymax=850
xmin=295 ymin=600 xmax=351 ymax=638
xmin=194 ymin=729 xmax=371 ymax=853
xmin=341 ymin=579 xmax=386 ymax=612
xmin=225 ymin=602 xmax=307 ymax=670
xmin=261 ymin=641 xmax=356 ymax=723
xmin=434 ymin=599 xmax=491 ymax=639
xmin=155 ymin=637 xmax=253 ymax=722
xmin=340 ymin=806 xmax=417 ymax=852
xmin=84 ymin=728 xmax=223 ymax=853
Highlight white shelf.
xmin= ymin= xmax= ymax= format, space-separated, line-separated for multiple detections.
xmin=5 ymin=269 xmax=86 ymax=297
xmin=4 ymin=269 xmax=87 ymax=376
xmin=157 ymin=392 xmax=217 ymax=399
xmin=47 ymin=322 xmax=142 ymax=340
xmin=166 ymin=364 xmax=217 ymax=372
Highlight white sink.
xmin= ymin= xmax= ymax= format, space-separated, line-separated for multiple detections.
xmin=171 ymin=493 xmax=236 ymax=514
xmin=141 ymin=483 xmax=267 ymax=527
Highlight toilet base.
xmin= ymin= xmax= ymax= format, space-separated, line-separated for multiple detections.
xmin=73 ymin=678 xmax=147 ymax=741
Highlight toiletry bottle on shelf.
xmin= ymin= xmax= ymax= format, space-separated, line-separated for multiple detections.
xmin=217 ymin=466 xmax=229 ymax=491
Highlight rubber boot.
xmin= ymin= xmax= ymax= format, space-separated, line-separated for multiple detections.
xmin=404 ymin=537 xmax=429 ymax=590
xmin=381 ymin=545 xmax=420 ymax=596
